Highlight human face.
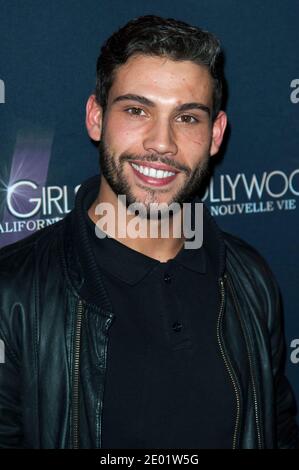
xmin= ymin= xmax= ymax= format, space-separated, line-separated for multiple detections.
xmin=86 ymin=54 xmax=227 ymax=210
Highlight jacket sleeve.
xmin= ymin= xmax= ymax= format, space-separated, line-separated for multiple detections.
xmin=269 ymin=276 xmax=299 ymax=449
xmin=224 ymin=231 xmax=299 ymax=448
xmin=0 ymin=327 xmax=23 ymax=448
xmin=0 ymin=238 xmax=40 ymax=449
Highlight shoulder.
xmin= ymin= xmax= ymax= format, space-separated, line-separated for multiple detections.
xmin=222 ymin=230 xmax=281 ymax=331
xmin=0 ymin=217 xmax=67 ymax=258
xmin=223 ymin=231 xmax=277 ymax=283
xmin=0 ymin=217 xmax=68 ymax=286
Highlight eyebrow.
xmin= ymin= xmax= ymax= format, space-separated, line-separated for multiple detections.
xmin=112 ymin=94 xmax=211 ymax=117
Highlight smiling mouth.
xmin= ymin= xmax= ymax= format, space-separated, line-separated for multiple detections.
xmin=130 ymin=161 xmax=179 ymax=187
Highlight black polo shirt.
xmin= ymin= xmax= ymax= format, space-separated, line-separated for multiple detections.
xmin=79 ymin=182 xmax=235 ymax=449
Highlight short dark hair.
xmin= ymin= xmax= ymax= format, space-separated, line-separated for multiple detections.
xmin=95 ymin=15 xmax=224 ymax=121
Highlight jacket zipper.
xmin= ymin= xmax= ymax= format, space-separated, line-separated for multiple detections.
xmin=227 ymin=275 xmax=263 ymax=449
xmin=71 ymin=280 xmax=260 ymax=449
xmin=217 ymin=276 xmax=241 ymax=449
xmin=72 ymin=299 xmax=84 ymax=449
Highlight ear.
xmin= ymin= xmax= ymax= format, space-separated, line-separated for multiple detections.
xmin=85 ymin=94 xmax=103 ymax=141
xmin=210 ymin=111 xmax=227 ymax=156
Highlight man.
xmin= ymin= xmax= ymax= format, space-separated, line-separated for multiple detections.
xmin=0 ymin=15 xmax=298 ymax=449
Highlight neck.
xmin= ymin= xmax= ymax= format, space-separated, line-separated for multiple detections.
xmin=87 ymin=177 xmax=185 ymax=262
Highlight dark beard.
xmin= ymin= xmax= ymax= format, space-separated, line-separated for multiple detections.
xmin=98 ymin=140 xmax=210 ymax=215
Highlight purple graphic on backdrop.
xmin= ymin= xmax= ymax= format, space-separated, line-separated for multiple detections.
xmin=0 ymin=127 xmax=54 ymax=247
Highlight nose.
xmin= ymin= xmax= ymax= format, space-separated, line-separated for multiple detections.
xmin=143 ymin=118 xmax=178 ymax=156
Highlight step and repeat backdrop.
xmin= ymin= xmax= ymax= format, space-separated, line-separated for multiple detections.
xmin=1 ymin=1 xmax=298 ymax=409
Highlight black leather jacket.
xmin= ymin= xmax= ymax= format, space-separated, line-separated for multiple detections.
xmin=0 ymin=177 xmax=298 ymax=449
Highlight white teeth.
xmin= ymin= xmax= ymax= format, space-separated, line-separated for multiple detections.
xmin=149 ymin=168 xmax=156 ymax=177
xmin=131 ymin=163 xmax=176 ymax=179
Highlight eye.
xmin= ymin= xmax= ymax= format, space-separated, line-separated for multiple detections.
xmin=125 ymin=107 xmax=146 ymax=117
xmin=176 ymin=114 xmax=199 ymax=124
